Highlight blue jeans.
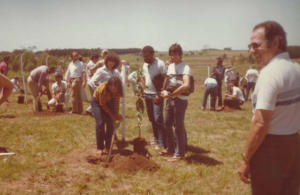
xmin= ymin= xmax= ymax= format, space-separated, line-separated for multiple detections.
xmin=91 ymin=95 xmax=104 ymax=150
xmin=145 ymin=94 xmax=165 ymax=148
xmin=202 ymin=86 xmax=218 ymax=110
xmin=246 ymin=82 xmax=256 ymax=101
xmin=91 ymin=95 xmax=114 ymax=150
xmin=165 ymin=98 xmax=188 ymax=157
xmin=217 ymin=81 xmax=223 ymax=106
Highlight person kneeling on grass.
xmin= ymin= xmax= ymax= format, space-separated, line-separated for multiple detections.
xmin=224 ymin=82 xmax=245 ymax=109
xmin=93 ymin=77 xmax=123 ymax=155
xmin=202 ymin=72 xmax=218 ymax=111
xmin=47 ymin=71 xmax=67 ymax=112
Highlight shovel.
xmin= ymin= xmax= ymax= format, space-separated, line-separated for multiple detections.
xmin=106 ymin=121 xmax=120 ymax=162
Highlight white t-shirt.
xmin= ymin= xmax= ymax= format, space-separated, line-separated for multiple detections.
xmin=86 ymin=60 xmax=97 ymax=80
xmin=65 ymin=61 xmax=85 ymax=79
xmin=252 ymin=52 xmax=300 ymax=135
xmin=167 ymin=62 xmax=192 ymax=100
xmin=246 ymin=68 xmax=259 ymax=83
xmin=143 ymin=58 xmax=166 ymax=94
xmin=225 ymin=69 xmax=236 ymax=83
xmin=52 ymin=81 xmax=67 ymax=95
xmin=204 ymin=77 xmax=217 ymax=88
xmin=88 ymin=66 xmax=121 ymax=90
xmin=232 ymin=86 xmax=245 ymax=102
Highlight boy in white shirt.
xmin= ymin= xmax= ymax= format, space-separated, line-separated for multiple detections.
xmin=48 ymin=71 xmax=67 ymax=111
xmin=224 ymin=82 xmax=245 ymax=109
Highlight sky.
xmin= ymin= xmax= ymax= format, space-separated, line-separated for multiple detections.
xmin=0 ymin=0 xmax=299 ymax=52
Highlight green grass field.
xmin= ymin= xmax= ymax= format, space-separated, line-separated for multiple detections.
xmin=0 ymin=50 xmax=274 ymax=194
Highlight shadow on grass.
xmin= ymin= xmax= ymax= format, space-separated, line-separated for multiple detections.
xmin=185 ymin=145 xmax=223 ymax=166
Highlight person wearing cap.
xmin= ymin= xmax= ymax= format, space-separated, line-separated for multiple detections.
xmin=245 ymin=65 xmax=259 ymax=101
xmin=27 ymin=65 xmax=56 ymax=112
xmin=238 ymin=21 xmax=300 ymax=194
xmin=224 ymin=65 xmax=236 ymax=91
xmin=213 ymin=57 xmax=225 ymax=107
xmin=65 ymin=52 xmax=86 ymax=114
xmin=47 ymin=71 xmax=67 ymax=110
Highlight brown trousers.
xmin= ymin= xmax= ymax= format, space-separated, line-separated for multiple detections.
xmin=250 ymin=133 xmax=300 ymax=195
xmin=70 ymin=77 xmax=83 ymax=114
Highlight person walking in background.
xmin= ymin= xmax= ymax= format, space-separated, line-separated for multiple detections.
xmin=93 ymin=77 xmax=123 ymax=155
xmin=161 ymin=43 xmax=192 ymax=162
xmin=213 ymin=57 xmax=225 ymax=108
xmin=65 ymin=52 xmax=86 ymax=114
xmin=141 ymin=45 xmax=166 ymax=150
xmin=245 ymin=65 xmax=259 ymax=101
xmin=202 ymin=73 xmax=218 ymax=111
xmin=27 ymin=65 xmax=56 ymax=112
xmin=238 ymin=21 xmax=300 ymax=195
xmin=0 ymin=73 xmax=13 ymax=106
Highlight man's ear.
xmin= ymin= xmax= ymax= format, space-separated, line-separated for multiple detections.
xmin=271 ymin=36 xmax=280 ymax=50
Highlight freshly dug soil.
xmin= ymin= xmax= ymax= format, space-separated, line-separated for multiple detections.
xmin=108 ymin=153 xmax=159 ymax=173
xmin=0 ymin=147 xmax=8 ymax=153
xmin=86 ymin=152 xmax=159 ymax=174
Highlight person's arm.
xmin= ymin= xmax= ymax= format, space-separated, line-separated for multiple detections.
xmin=238 ymin=109 xmax=273 ymax=184
xmin=0 ymin=73 xmax=13 ymax=105
xmin=168 ymin=74 xmax=190 ymax=98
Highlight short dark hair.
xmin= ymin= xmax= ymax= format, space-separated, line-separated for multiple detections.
xmin=142 ymin=46 xmax=154 ymax=54
xmin=169 ymin=43 xmax=183 ymax=56
xmin=91 ymin=54 xmax=99 ymax=60
xmin=253 ymin=21 xmax=287 ymax=51
xmin=104 ymin=52 xmax=120 ymax=69
xmin=106 ymin=77 xmax=123 ymax=97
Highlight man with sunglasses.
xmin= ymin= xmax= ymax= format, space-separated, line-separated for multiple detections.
xmin=238 ymin=21 xmax=300 ymax=195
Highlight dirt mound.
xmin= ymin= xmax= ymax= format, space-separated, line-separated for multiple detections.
xmin=108 ymin=153 xmax=159 ymax=173
xmin=86 ymin=152 xmax=159 ymax=174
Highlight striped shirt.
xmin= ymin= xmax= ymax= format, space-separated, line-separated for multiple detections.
xmin=252 ymin=52 xmax=300 ymax=135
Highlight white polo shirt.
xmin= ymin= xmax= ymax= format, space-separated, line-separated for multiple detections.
xmin=252 ymin=52 xmax=300 ymax=135
xmin=143 ymin=58 xmax=166 ymax=95
xmin=65 ymin=60 xmax=85 ymax=79
xmin=88 ymin=66 xmax=121 ymax=90
xmin=52 ymin=81 xmax=67 ymax=95
xmin=167 ymin=62 xmax=192 ymax=100
xmin=246 ymin=68 xmax=259 ymax=83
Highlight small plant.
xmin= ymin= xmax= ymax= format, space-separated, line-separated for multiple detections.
xmin=135 ymin=68 xmax=144 ymax=137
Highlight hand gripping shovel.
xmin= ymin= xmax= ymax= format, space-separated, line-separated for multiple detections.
xmin=106 ymin=121 xmax=121 ymax=162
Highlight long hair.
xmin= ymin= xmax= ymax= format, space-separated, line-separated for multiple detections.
xmin=104 ymin=52 xmax=120 ymax=70
xmin=106 ymin=77 xmax=123 ymax=97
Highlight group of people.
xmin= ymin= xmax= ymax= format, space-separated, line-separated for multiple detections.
xmin=1 ymin=20 xmax=300 ymax=194
xmin=201 ymin=57 xmax=259 ymax=111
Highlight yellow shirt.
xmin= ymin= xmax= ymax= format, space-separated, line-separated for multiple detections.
xmin=93 ymin=83 xmax=120 ymax=119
